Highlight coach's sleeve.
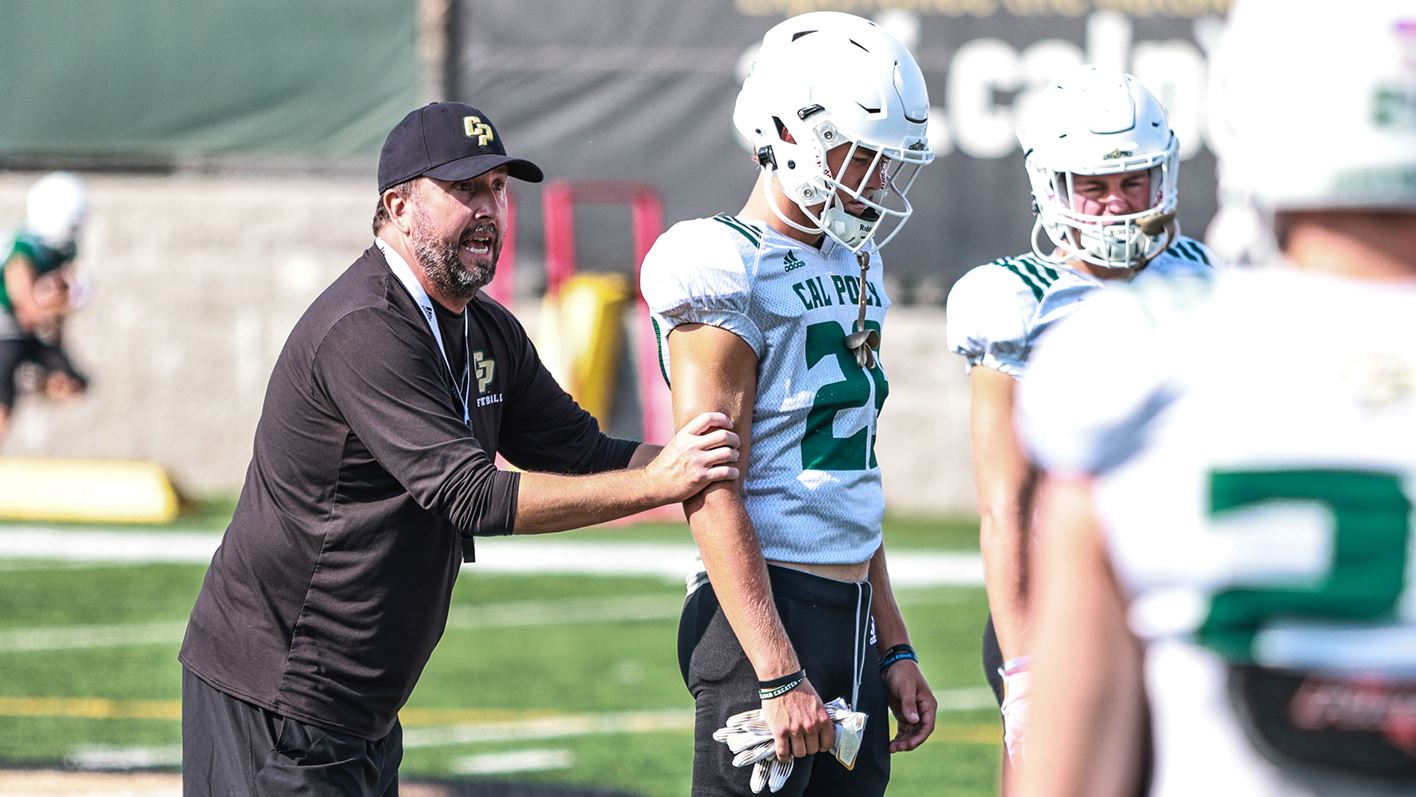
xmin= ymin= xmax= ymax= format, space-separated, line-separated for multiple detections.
xmin=312 ymin=308 xmax=521 ymax=535
xmin=494 ymin=308 xmax=639 ymax=475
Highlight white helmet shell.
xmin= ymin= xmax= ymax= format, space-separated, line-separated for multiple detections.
xmin=1019 ymin=66 xmax=1179 ymax=270
xmin=26 ymin=171 xmax=89 ymax=250
xmin=1210 ymin=0 xmax=1416 ymax=216
xmin=734 ymin=12 xmax=934 ymax=251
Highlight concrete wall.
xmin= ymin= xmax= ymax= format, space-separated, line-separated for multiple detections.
xmin=0 ymin=173 xmax=978 ymax=515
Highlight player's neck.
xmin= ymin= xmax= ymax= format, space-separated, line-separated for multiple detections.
xmin=1282 ymin=212 xmax=1416 ymax=281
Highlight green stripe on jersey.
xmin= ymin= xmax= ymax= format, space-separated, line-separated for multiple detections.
xmin=712 ymin=214 xmax=761 ymax=248
xmin=995 ymin=259 xmax=1044 ymax=302
xmin=650 ymin=316 xmax=671 ymax=387
xmin=1017 ymin=255 xmax=1058 ymax=286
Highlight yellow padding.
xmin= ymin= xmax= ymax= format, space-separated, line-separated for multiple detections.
xmin=539 ymin=274 xmax=632 ymax=425
xmin=0 ymin=458 xmax=179 ymax=524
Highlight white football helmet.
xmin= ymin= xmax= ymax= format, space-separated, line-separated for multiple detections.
xmin=1019 ymin=66 xmax=1179 ymax=270
xmin=26 ymin=171 xmax=89 ymax=250
xmin=1210 ymin=0 xmax=1416 ymax=224
xmin=734 ymin=12 xmax=934 ymax=252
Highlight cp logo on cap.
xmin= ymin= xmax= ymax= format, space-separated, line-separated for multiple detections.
xmin=464 ymin=116 xmax=494 ymax=146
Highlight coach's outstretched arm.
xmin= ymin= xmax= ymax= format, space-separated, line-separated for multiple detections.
xmin=512 ymin=412 xmax=740 ymax=534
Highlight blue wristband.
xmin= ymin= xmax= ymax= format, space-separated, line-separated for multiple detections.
xmin=878 ymin=644 xmax=918 ymax=672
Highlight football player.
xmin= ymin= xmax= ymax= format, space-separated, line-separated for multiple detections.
xmin=1017 ymin=1 xmax=1416 ymax=795
xmin=943 ymin=65 xmax=1215 ymax=769
xmin=641 ymin=12 xmax=937 ymax=796
xmin=0 ymin=171 xmax=91 ymax=444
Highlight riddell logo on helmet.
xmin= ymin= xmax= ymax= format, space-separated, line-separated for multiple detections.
xmin=463 ymin=117 xmax=494 ymax=146
xmin=1103 ymin=148 xmax=1134 ymax=160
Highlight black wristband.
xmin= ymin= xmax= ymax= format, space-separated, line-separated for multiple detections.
xmin=878 ymin=644 xmax=918 ymax=672
xmin=757 ymin=669 xmax=806 ymax=700
xmin=757 ymin=668 xmax=805 ymax=691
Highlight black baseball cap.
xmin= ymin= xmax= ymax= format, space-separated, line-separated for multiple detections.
xmin=377 ymin=102 xmax=544 ymax=193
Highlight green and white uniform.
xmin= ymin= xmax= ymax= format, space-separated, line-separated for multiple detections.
xmin=0 ymin=231 xmax=77 ymax=339
xmin=642 ymin=214 xmax=889 ymax=571
xmin=1020 ymin=266 xmax=1416 ymax=796
xmin=945 ymin=237 xmax=1213 ymax=378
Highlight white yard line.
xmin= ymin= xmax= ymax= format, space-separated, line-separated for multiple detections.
xmin=59 ymin=687 xmax=996 ymax=772
xmin=453 ymin=748 xmax=574 ymax=776
xmin=0 ymin=528 xmax=982 ymax=587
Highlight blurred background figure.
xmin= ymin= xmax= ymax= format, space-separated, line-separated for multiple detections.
xmin=1017 ymin=0 xmax=1416 ymax=795
xmin=0 ymin=171 xmax=91 ymax=446
xmin=945 ymin=63 xmax=1212 ymax=779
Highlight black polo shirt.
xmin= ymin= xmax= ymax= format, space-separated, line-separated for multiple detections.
xmin=180 ymin=243 xmax=636 ymax=740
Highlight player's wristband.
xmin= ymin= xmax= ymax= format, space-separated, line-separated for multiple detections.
xmin=878 ymin=644 xmax=918 ymax=672
xmin=998 ymin=655 xmax=1031 ymax=680
xmin=757 ymin=669 xmax=806 ymax=700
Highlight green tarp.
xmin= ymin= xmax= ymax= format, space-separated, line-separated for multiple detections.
xmin=0 ymin=0 xmax=419 ymax=162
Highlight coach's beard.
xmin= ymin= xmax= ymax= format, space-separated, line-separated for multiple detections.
xmin=411 ymin=214 xmax=499 ymax=300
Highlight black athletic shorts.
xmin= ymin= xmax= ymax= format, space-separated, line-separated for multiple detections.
xmin=181 ymin=668 xmax=402 ymax=796
xmin=0 ymin=336 xmax=86 ymax=409
xmin=678 ymin=565 xmax=890 ymax=797
xmin=982 ymin=614 xmax=1005 ymax=707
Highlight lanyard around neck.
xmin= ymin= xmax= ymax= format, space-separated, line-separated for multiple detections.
xmin=376 ymin=239 xmax=471 ymax=426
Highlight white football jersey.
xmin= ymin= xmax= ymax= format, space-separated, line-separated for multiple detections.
xmin=1020 ymin=266 xmax=1416 ymax=796
xmin=642 ymin=214 xmax=888 ymax=567
xmin=945 ymin=237 xmax=1214 ymax=378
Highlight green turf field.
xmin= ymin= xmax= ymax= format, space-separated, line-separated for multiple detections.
xmin=0 ymin=509 xmax=1000 ymax=796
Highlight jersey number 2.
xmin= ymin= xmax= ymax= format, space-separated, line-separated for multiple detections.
xmin=1198 ymin=469 xmax=1412 ymax=662
xmin=801 ymin=320 xmax=887 ymax=471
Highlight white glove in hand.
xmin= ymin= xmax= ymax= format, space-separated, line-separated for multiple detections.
xmin=1000 ymin=666 xmax=1031 ymax=764
xmin=711 ymin=699 xmax=869 ymax=793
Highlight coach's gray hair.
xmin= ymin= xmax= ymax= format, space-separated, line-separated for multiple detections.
xmin=372 ymin=179 xmax=418 ymax=235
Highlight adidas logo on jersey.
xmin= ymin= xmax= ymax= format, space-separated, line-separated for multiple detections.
xmin=783 ymin=251 xmax=806 ymax=272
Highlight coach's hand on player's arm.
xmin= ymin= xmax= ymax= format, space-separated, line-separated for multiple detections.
xmin=640 ymin=411 xmax=741 ymax=501
xmin=763 ymin=677 xmax=835 ymax=761
xmin=883 ymin=658 xmax=937 ymax=752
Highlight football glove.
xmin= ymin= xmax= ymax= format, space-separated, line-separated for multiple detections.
xmin=710 ymin=698 xmax=868 ymax=793
xmin=999 ymin=657 xmax=1031 ymax=764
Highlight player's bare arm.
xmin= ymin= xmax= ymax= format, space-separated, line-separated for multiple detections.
xmin=866 ymin=545 xmax=937 ymax=752
xmin=512 ymin=411 xmax=740 ymax=534
xmin=1019 ymin=475 xmax=1145 ymax=797
xmin=969 ymin=365 xmax=1036 ymax=662
xmin=670 ymin=321 xmax=836 ymax=761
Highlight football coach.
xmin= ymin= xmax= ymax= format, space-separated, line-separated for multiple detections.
xmin=179 ymin=102 xmax=740 ymax=795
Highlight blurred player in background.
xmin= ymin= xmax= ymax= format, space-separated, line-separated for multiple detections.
xmin=944 ymin=65 xmax=1214 ymax=770
xmin=0 ymin=171 xmax=91 ymax=445
xmin=1018 ymin=1 xmax=1416 ymax=794
xmin=642 ymin=12 xmax=936 ymax=795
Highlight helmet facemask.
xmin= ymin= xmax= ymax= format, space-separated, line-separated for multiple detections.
xmin=762 ymin=118 xmax=932 ymax=252
xmin=1028 ymin=143 xmax=1180 ymax=271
